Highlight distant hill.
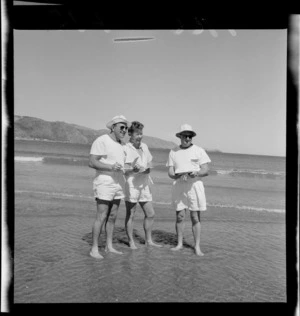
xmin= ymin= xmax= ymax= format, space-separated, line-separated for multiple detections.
xmin=14 ymin=115 xmax=177 ymax=149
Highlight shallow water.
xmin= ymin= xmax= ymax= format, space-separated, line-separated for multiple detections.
xmin=14 ymin=191 xmax=286 ymax=303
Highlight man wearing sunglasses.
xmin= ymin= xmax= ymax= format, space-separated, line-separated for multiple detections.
xmin=89 ymin=115 xmax=130 ymax=259
xmin=167 ymin=124 xmax=211 ymax=256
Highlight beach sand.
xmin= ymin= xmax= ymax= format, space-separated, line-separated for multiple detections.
xmin=13 ymin=191 xmax=286 ymax=303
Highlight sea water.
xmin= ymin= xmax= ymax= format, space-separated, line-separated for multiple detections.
xmin=14 ymin=139 xmax=286 ymax=214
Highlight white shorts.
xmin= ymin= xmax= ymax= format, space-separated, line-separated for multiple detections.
xmin=172 ymin=177 xmax=207 ymax=211
xmin=93 ymin=173 xmax=125 ymax=201
xmin=125 ymin=174 xmax=152 ymax=203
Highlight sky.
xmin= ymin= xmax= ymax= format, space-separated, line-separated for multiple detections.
xmin=13 ymin=28 xmax=287 ymax=156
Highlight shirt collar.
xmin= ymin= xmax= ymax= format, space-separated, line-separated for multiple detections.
xmin=128 ymin=142 xmax=143 ymax=151
xmin=179 ymin=143 xmax=193 ymax=150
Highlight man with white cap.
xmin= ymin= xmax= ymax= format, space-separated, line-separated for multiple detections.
xmin=89 ymin=115 xmax=130 ymax=259
xmin=167 ymin=124 xmax=211 ymax=256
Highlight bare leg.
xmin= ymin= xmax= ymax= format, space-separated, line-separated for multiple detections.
xmin=90 ymin=199 xmax=110 ymax=259
xmin=104 ymin=199 xmax=123 ymax=255
xmin=140 ymin=201 xmax=162 ymax=247
xmin=190 ymin=211 xmax=204 ymax=256
xmin=171 ymin=209 xmax=186 ymax=251
xmin=125 ymin=201 xmax=138 ymax=249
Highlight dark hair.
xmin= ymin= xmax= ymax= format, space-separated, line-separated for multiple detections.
xmin=128 ymin=121 xmax=144 ymax=134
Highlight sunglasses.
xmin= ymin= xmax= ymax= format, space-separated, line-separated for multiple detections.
xmin=118 ymin=125 xmax=128 ymax=131
xmin=181 ymin=134 xmax=193 ymax=139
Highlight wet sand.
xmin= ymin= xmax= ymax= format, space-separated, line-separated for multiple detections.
xmin=13 ymin=191 xmax=286 ymax=303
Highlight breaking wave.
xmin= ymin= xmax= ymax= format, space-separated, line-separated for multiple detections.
xmin=15 ymin=156 xmax=285 ymax=180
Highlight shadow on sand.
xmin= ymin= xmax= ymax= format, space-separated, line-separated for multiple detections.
xmin=82 ymin=226 xmax=193 ymax=249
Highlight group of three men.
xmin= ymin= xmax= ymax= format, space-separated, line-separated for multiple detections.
xmin=89 ymin=115 xmax=211 ymax=259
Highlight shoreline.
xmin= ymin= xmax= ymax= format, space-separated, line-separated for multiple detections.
xmin=15 ymin=189 xmax=285 ymax=221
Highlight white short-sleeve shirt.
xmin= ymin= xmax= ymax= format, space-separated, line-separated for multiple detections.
xmin=90 ymin=134 xmax=126 ymax=178
xmin=167 ymin=144 xmax=211 ymax=174
xmin=123 ymin=142 xmax=153 ymax=170
xmin=123 ymin=142 xmax=153 ymax=202
xmin=167 ymin=144 xmax=211 ymax=211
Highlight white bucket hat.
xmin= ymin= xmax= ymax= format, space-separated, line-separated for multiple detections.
xmin=106 ymin=115 xmax=130 ymax=130
xmin=176 ymin=124 xmax=197 ymax=138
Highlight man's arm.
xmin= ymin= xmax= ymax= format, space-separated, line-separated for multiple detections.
xmin=89 ymin=154 xmax=122 ymax=171
xmin=168 ymin=166 xmax=181 ymax=180
xmin=189 ymin=163 xmax=209 ymax=178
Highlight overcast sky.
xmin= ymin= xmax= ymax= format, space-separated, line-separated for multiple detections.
xmin=14 ymin=29 xmax=287 ymax=156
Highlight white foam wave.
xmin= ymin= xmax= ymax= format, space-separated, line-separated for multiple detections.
xmin=15 ymin=190 xmax=93 ymax=200
xmin=216 ymin=169 xmax=232 ymax=175
xmin=153 ymin=201 xmax=172 ymax=206
xmin=15 ymin=191 xmax=285 ymax=213
xmin=215 ymin=168 xmax=285 ymax=177
xmin=15 ymin=156 xmax=44 ymax=162
xmin=153 ymin=201 xmax=284 ymax=213
xmin=207 ymin=202 xmax=285 ymax=213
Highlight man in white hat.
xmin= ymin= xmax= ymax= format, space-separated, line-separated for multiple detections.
xmin=89 ymin=115 xmax=130 ymax=259
xmin=166 ymin=124 xmax=211 ymax=256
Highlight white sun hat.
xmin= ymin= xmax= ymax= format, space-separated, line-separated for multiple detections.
xmin=106 ymin=115 xmax=130 ymax=130
xmin=175 ymin=124 xmax=197 ymax=138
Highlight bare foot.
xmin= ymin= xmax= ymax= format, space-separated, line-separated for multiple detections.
xmin=129 ymin=242 xmax=138 ymax=250
xmin=194 ymin=247 xmax=204 ymax=256
xmin=105 ymin=247 xmax=123 ymax=255
xmin=171 ymin=245 xmax=183 ymax=251
xmin=90 ymin=249 xmax=104 ymax=259
xmin=146 ymin=241 xmax=162 ymax=247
